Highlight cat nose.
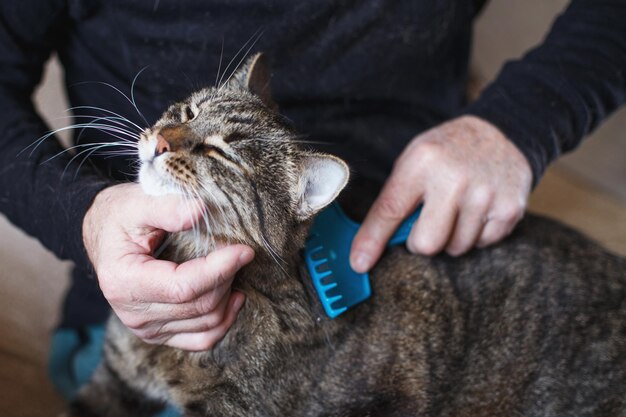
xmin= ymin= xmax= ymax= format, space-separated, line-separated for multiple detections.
xmin=155 ymin=134 xmax=171 ymax=157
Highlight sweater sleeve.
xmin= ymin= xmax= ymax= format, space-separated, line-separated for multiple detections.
xmin=0 ymin=1 xmax=111 ymax=273
xmin=464 ymin=0 xmax=626 ymax=185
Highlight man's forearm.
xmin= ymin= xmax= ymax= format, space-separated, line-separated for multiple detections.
xmin=464 ymin=0 xmax=626 ymax=184
xmin=0 ymin=1 xmax=112 ymax=272
xmin=0 ymin=106 xmax=111 ymax=272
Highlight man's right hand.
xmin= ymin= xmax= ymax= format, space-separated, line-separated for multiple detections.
xmin=82 ymin=183 xmax=254 ymax=351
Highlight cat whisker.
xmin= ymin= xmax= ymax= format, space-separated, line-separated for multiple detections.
xmin=22 ymin=123 xmax=137 ymax=158
xmin=183 ymin=190 xmax=203 ymax=246
xmin=62 ymin=143 xmax=115 ymax=179
xmin=67 ymin=106 xmax=145 ymax=131
xmin=176 ymin=183 xmax=212 ymax=250
xmin=152 ymin=232 xmax=173 ymax=259
xmin=100 ymin=152 xmax=141 ymax=161
xmin=56 ymin=114 xmax=142 ymax=134
xmin=217 ymin=28 xmax=264 ymax=89
xmin=72 ymin=121 xmax=140 ymax=138
xmin=130 ymin=67 xmax=151 ymax=127
xmin=197 ymin=178 xmax=235 ymax=239
xmin=78 ymin=125 xmax=139 ymax=144
xmin=192 ymin=188 xmax=217 ymax=252
xmin=214 ymin=36 xmax=225 ymax=89
xmin=70 ymin=124 xmax=140 ymax=146
xmin=73 ymin=143 xmax=133 ymax=172
xmin=68 ymin=114 xmax=140 ymax=135
xmin=72 ymin=79 xmax=150 ymax=127
xmin=42 ymin=141 xmax=137 ymax=164
xmin=187 ymin=188 xmax=205 ymax=233
xmin=260 ymin=233 xmax=288 ymax=275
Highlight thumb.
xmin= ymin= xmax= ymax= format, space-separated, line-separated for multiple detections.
xmin=131 ymin=193 xmax=204 ymax=233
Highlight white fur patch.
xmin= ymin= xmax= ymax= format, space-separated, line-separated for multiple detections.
xmin=138 ymin=161 xmax=181 ymax=196
xmin=137 ymin=131 xmax=157 ymax=163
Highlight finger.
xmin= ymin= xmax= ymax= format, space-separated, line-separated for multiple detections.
xmin=445 ymin=189 xmax=493 ymax=256
xmin=351 ymin=173 xmax=423 ymax=273
xmin=476 ymin=219 xmax=512 ymax=248
xmin=127 ymin=191 xmax=205 ymax=233
xmin=476 ymin=220 xmax=505 ymax=248
xmin=144 ymin=280 xmax=233 ymax=321
xmin=163 ymin=292 xmax=246 ymax=351
xmin=136 ymin=289 xmax=232 ymax=343
xmin=122 ymin=245 xmax=254 ymax=303
xmin=476 ymin=199 xmax=525 ymax=248
xmin=407 ymin=192 xmax=458 ymax=256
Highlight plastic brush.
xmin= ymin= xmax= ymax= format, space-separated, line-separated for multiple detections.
xmin=304 ymin=202 xmax=422 ymax=318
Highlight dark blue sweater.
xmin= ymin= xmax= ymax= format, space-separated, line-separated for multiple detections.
xmin=0 ymin=0 xmax=624 ymax=326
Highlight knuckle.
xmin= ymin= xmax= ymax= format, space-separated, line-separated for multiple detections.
xmin=121 ymin=314 xmax=151 ymax=331
xmin=413 ymin=141 xmax=442 ymax=165
xmin=204 ymin=313 xmax=224 ymax=330
xmin=411 ymin=236 xmax=441 ymax=256
xmin=437 ymin=171 xmax=467 ymax=200
xmin=137 ymin=326 xmax=161 ymax=341
xmin=170 ymin=281 xmax=198 ymax=304
xmin=213 ymin=269 xmax=233 ymax=288
xmin=496 ymin=202 xmax=525 ymax=223
xmin=195 ymin=295 xmax=219 ymax=315
xmin=450 ymin=171 xmax=469 ymax=193
xmin=375 ymin=196 xmax=407 ymax=222
xmin=470 ymin=186 xmax=494 ymax=210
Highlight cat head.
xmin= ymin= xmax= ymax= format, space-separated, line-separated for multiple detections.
xmin=138 ymin=53 xmax=349 ymax=258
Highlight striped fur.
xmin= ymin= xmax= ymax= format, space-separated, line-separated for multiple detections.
xmin=65 ymin=54 xmax=626 ymax=417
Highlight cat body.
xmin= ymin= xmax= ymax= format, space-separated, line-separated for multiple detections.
xmin=67 ymin=54 xmax=626 ymax=417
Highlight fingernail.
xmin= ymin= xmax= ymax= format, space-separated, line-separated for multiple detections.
xmin=233 ymin=293 xmax=246 ymax=311
xmin=351 ymin=252 xmax=371 ymax=273
xmin=238 ymin=248 xmax=254 ymax=265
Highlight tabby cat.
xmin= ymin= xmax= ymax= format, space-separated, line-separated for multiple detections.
xmin=66 ymin=53 xmax=626 ymax=417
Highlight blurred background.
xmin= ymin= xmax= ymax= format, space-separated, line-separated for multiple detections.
xmin=1 ymin=1 xmax=624 ymax=415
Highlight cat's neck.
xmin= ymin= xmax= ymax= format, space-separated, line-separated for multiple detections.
xmin=237 ymin=250 xmax=325 ymax=326
xmin=170 ymin=224 xmax=315 ymax=307
xmin=166 ymin=227 xmax=333 ymax=343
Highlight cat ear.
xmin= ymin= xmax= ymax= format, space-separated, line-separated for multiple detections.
xmin=228 ymin=52 xmax=277 ymax=110
xmin=296 ymin=154 xmax=350 ymax=221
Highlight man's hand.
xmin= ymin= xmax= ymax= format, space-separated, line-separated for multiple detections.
xmin=83 ymin=183 xmax=254 ymax=351
xmin=350 ymin=116 xmax=532 ymax=272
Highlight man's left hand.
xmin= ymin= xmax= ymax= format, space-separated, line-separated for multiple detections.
xmin=350 ymin=115 xmax=533 ymax=272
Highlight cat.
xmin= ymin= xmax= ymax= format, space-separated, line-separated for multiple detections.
xmin=65 ymin=53 xmax=626 ymax=417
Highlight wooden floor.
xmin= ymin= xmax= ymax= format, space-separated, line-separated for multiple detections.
xmin=0 ymin=167 xmax=624 ymax=417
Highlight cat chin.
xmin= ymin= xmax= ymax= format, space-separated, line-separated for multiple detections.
xmin=138 ymin=164 xmax=183 ymax=196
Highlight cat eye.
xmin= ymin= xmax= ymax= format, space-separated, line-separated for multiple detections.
xmin=192 ymin=143 xmax=235 ymax=163
xmin=192 ymin=143 xmax=209 ymax=153
xmin=181 ymin=104 xmax=198 ymax=123
xmin=223 ymin=132 xmax=247 ymax=143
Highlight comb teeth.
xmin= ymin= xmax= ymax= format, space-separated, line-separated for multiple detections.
xmin=304 ymin=203 xmax=373 ymax=319
xmin=305 ymin=244 xmax=349 ymax=316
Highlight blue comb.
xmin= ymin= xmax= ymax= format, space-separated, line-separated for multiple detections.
xmin=304 ymin=202 xmax=422 ymax=318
